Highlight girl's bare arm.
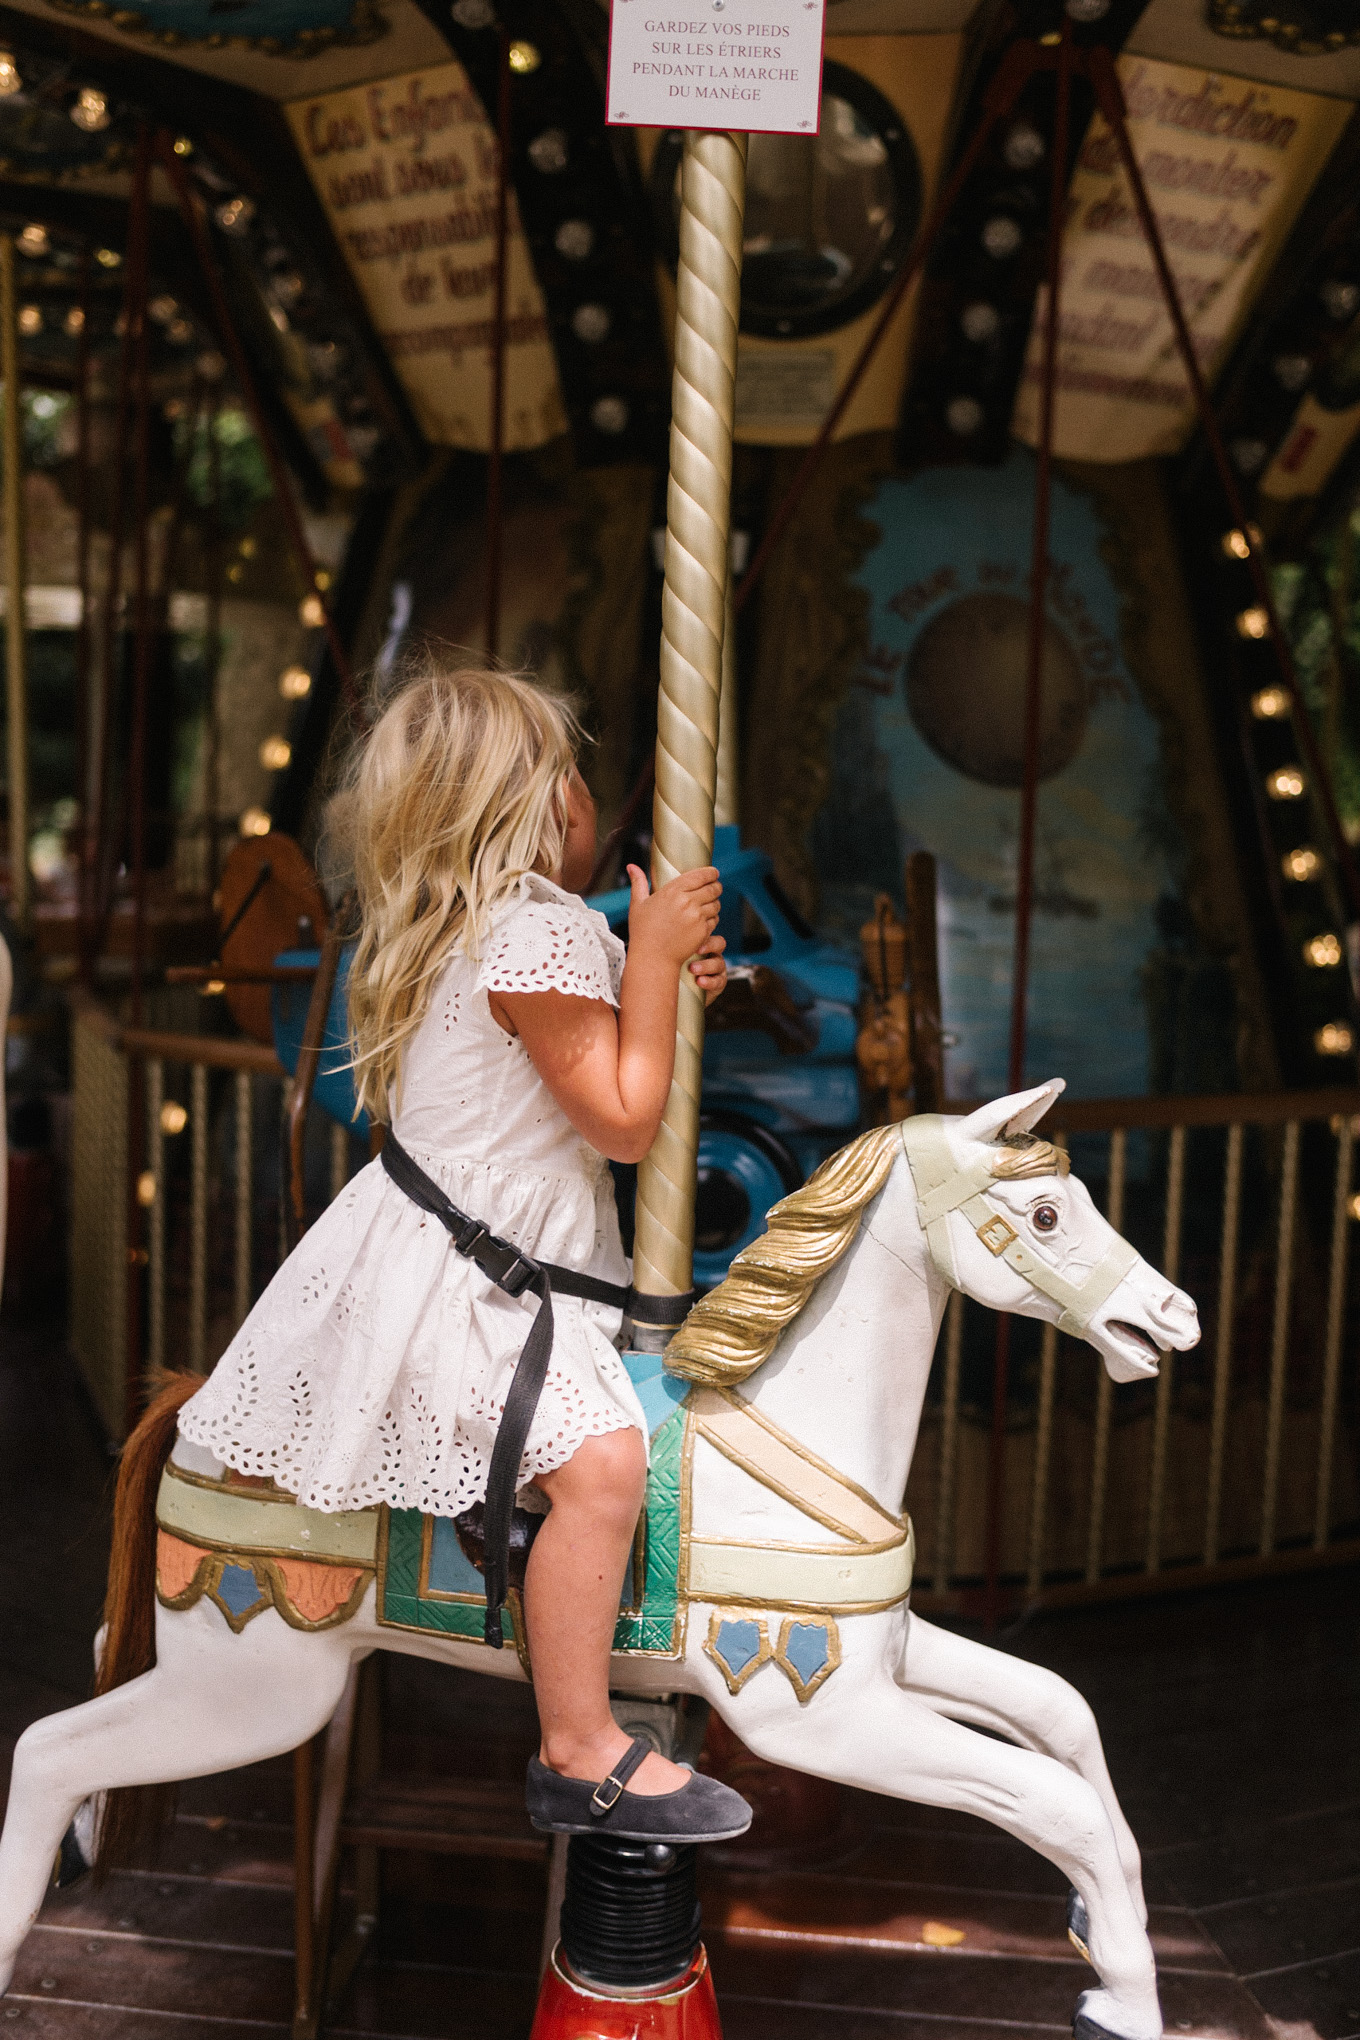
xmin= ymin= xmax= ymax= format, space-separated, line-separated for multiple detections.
xmin=490 ymin=866 xmax=724 ymax=1164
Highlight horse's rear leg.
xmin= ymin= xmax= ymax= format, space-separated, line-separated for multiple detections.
xmin=896 ymin=1611 xmax=1146 ymax=1924
xmin=0 ymin=1600 xmax=355 ymax=1995
xmin=731 ymin=1669 xmax=1161 ymax=2040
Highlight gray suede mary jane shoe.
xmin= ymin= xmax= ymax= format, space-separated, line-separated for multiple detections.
xmin=525 ymin=1737 xmax=753 ymax=1843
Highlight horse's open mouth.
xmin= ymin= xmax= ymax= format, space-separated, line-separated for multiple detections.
xmin=1109 ymin=1319 xmax=1161 ymax=1359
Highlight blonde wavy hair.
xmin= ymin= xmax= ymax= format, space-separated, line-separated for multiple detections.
xmin=346 ymin=662 xmax=582 ymax=1122
xmin=666 ymin=1122 xmax=904 ymax=1387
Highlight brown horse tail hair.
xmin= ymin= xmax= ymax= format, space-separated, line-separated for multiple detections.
xmin=92 ymin=1370 xmax=205 ymax=1880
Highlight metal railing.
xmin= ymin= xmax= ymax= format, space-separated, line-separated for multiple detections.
xmin=71 ymin=1000 xmax=358 ymax=1439
xmin=913 ymin=1089 xmax=1360 ymax=1611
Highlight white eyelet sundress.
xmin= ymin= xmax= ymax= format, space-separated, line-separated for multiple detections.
xmin=177 ymin=873 xmax=649 ymax=1516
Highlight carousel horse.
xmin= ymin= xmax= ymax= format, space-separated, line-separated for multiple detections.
xmin=0 ymin=1079 xmax=1198 ymax=2040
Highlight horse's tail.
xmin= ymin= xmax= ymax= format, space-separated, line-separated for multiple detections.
xmin=93 ymin=1370 xmax=204 ymax=1878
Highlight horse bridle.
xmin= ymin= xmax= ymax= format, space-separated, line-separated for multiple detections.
xmin=899 ymin=1115 xmax=1139 ymax=1339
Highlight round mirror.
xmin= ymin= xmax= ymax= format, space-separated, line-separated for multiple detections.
xmin=650 ymin=63 xmax=922 ymax=340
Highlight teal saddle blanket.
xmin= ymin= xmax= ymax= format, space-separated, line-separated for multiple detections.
xmin=377 ymin=1351 xmax=690 ymax=1658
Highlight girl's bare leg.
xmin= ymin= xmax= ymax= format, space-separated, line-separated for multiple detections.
xmin=526 ymin=1429 xmax=688 ymax=1795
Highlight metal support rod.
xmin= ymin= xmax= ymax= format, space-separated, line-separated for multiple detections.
xmin=205 ymin=382 xmax=223 ymax=887
xmin=1314 ymin=1117 xmax=1352 ymax=1549
xmin=1145 ymin=1123 xmax=1185 ymax=1572
xmin=714 ymin=564 xmax=738 ymax=830
xmin=1203 ymin=1122 xmax=1243 ymax=1564
xmin=128 ymin=135 xmax=153 ymax=1025
xmin=632 ymin=130 xmax=747 ymax=1309
xmin=1260 ymin=1119 xmax=1299 ymax=1556
xmin=0 ymin=234 xmax=28 ymax=928
xmin=485 ymin=24 xmax=511 ymax=662
xmin=984 ymin=21 xmax=1073 ymax=1629
xmin=146 ymin=1057 xmax=166 ymax=1374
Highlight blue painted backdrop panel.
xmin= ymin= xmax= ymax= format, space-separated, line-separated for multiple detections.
xmin=817 ymin=449 xmax=1172 ymax=1101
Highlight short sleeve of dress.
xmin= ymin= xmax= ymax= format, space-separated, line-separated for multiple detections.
xmin=475 ymin=894 xmax=625 ymax=1007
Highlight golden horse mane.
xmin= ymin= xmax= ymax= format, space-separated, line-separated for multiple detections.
xmin=666 ymin=1119 xmax=1069 ymax=1389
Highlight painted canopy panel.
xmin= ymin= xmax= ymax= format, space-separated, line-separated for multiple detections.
xmin=286 ymin=62 xmax=566 ymax=450
xmin=1011 ymin=56 xmax=1348 ymax=463
xmin=814 ymin=451 xmax=1176 ymax=1101
xmin=50 ymin=0 xmax=382 ymax=50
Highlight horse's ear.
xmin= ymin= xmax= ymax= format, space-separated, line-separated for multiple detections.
xmin=956 ymin=1078 xmax=1066 ymax=1145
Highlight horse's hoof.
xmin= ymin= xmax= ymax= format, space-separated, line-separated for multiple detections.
xmin=1073 ymin=1989 xmax=1158 ymax=2040
xmin=1068 ymin=1888 xmax=1092 ymax=1964
xmin=51 ymin=1823 xmax=90 ymax=1890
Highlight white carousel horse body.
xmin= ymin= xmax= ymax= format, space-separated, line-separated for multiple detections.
xmin=0 ymin=1081 xmax=1199 ymax=2040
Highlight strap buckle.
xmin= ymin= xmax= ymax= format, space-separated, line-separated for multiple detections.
xmin=977 ymin=1211 xmax=1018 ymax=1257
xmin=589 ymin=1772 xmax=625 ymax=1816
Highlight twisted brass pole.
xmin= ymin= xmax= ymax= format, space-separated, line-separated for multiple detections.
xmin=632 ymin=130 xmax=747 ymax=1323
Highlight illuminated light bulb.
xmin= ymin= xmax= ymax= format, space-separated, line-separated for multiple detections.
xmin=159 ymin=1100 xmax=188 ymax=1135
xmin=946 ymin=396 xmax=984 ymax=437
xmin=1282 ymin=846 xmax=1322 ymax=882
xmin=572 ymin=303 xmax=610 ymax=344
xmin=16 ymin=306 xmax=41 ymax=336
xmin=299 ymin=593 xmax=325 ymax=627
xmin=239 ymin=536 xmax=257 ymax=559
xmin=17 ymin=223 xmax=47 ymax=258
xmin=64 ymin=305 xmax=85 ymax=337
xmin=167 ymin=317 xmax=193 ymax=345
xmin=259 ymin=734 xmax=292 ymax=771
xmin=1003 ymin=123 xmax=1044 ymax=170
xmin=960 ymin=301 xmax=999 ymax=344
xmin=95 ymin=247 xmax=121 ymax=269
xmin=196 ymin=349 xmax=226 ymax=381
xmin=1304 ymin=933 xmax=1343 ymax=968
xmin=590 ymin=395 xmax=628 ymax=434
xmin=204 ymin=977 xmax=226 ymax=995
xmin=1315 ymin=1022 xmax=1354 ymax=1057
xmin=527 ymin=128 xmax=569 ymax=174
xmin=227 ymin=562 xmax=244 ymax=584
xmin=507 ymin=38 xmax=540 ymax=71
xmin=1348 ymin=1193 xmax=1360 ymax=1221
xmin=554 ymin=219 xmax=593 ymax=260
xmin=1266 ymin=767 xmax=1305 ymax=800
xmin=1236 ymin=607 xmax=1270 ymax=640
xmin=0 ymin=52 xmax=22 ymax=95
xmin=239 ymin=806 xmax=272 ymax=838
xmin=70 ymin=86 xmax=110 ymax=132
xmin=1221 ymin=528 xmax=1252 ymax=560
xmin=215 ymin=197 xmax=255 ymax=235
xmin=981 ymin=215 xmax=1023 ymax=259
xmin=1251 ymin=686 xmax=1289 ymax=720
xmin=279 ymin=664 xmax=312 ymax=701
xmin=163 ymin=398 xmax=186 ymax=422
xmin=313 ymin=569 xmax=331 ymax=591
xmin=149 ymin=294 xmax=178 ymax=325
xmin=173 ymin=135 xmax=193 ymax=156
xmin=136 ymin=1169 xmax=157 ymax=1207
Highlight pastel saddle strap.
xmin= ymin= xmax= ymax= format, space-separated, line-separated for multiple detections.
xmin=380 ymin=1133 xmax=631 ymax=1646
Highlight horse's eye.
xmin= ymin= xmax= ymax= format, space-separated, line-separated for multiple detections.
xmin=1033 ymin=1204 xmax=1058 ymax=1232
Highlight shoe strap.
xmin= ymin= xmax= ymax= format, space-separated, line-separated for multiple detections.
xmin=589 ymin=1736 xmax=653 ymax=1816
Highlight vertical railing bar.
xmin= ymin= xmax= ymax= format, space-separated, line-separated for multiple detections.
xmin=329 ymin=1118 xmax=349 ymax=1206
xmin=189 ymin=1060 xmax=209 ymax=1373
xmin=277 ymin=1078 xmax=290 ymax=1271
xmin=1204 ymin=1122 xmax=1243 ymax=1564
xmin=1314 ymin=1117 xmax=1353 ymax=1550
xmin=234 ymin=1068 xmax=253 ymax=1334
xmin=146 ymin=1055 xmax=165 ymax=1374
xmin=1085 ymin=1128 xmax=1125 ymax=1584
xmin=1260 ymin=1119 xmax=1299 ymax=1557
xmin=1145 ymin=1121 xmax=1186 ymax=1573
xmin=1026 ymin=1130 xmax=1067 ymax=1598
xmin=932 ymin=1290 xmax=964 ymax=1595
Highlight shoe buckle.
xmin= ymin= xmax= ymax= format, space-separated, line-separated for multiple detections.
xmin=590 ymin=1773 xmax=625 ymax=1816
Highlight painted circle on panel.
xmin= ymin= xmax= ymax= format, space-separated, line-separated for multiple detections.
xmin=905 ymin=592 xmax=1088 ymax=788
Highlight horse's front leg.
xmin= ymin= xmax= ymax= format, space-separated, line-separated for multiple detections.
xmin=722 ymin=1629 xmax=1160 ymax=2040
xmin=0 ymin=1598 xmax=355 ymax=1996
xmin=896 ymin=1611 xmax=1146 ymax=1925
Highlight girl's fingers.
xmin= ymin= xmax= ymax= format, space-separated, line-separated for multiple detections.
xmin=626 ymin=863 xmax=651 ymax=904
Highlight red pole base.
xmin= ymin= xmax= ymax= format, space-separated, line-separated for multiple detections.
xmin=529 ymin=1943 xmax=722 ymax=2039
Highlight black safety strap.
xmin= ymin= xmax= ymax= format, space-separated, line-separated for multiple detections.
xmin=380 ymin=1134 xmax=632 ymax=1646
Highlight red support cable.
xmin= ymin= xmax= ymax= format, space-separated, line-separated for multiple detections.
xmin=1086 ymin=45 xmax=1360 ymax=922
xmin=983 ymin=20 xmax=1075 ymax=1631
xmin=733 ymin=38 xmax=1045 ymax=623
xmin=485 ymin=25 xmax=511 ymax=662
xmin=129 ymin=135 xmax=153 ymax=1028
xmin=155 ymin=134 xmax=362 ymax=725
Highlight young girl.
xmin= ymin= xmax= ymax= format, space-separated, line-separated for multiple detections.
xmin=177 ymin=665 xmax=752 ymax=1843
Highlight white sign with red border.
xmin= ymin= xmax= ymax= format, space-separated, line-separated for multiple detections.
xmin=606 ymin=0 xmax=825 ymax=135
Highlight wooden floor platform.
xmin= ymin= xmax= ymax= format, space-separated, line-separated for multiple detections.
xmin=3 ymin=1313 xmax=1357 ymax=2039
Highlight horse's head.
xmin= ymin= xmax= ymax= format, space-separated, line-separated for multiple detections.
xmin=902 ymin=1079 xmax=1200 ymax=1383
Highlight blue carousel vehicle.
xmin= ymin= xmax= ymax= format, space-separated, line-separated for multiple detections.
xmin=271 ymin=825 xmax=863 ymax=1288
